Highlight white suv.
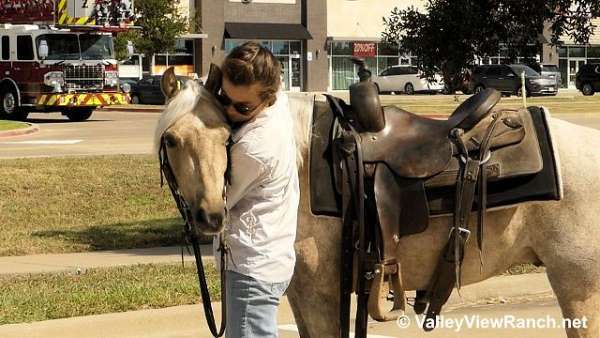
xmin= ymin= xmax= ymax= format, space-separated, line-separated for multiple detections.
xmin=372 ymin=65 xmax=444 ymax=94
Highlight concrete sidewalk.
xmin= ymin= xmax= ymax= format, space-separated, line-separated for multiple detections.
xmin=0 ymin=245 xmax=214 ymax=275
xmin=0 ymin=273 xmax=555 ymax=338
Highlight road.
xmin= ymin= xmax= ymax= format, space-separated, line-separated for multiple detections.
xmin=1 ymin=109 xmax=600 ymax=159
xmin=0 ymin=110 xmax=157 ymax=158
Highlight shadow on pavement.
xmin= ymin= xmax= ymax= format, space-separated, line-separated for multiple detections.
xmin=32 ymin=218 xmax=213 ymax=252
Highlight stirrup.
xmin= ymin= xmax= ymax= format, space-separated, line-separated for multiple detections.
xmin=367 ymin=262 xmax=406 ymax=321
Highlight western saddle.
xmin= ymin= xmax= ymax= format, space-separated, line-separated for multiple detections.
xmin=310 ymin=58 xmax=562 ymax=338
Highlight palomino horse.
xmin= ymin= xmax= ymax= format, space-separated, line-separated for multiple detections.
xmin=155 ymin=68 xmax=600 ymax=338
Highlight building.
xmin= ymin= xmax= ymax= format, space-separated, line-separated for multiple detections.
xmin=194 ymin=0 xmax=327 ymax=92
xmin=543 ymin=19 xmax=600 ymax=88
xmin=141 ymin=0 xmax=600 ymax=92
xmin=326 ymin=0 xmax=424 ymax=90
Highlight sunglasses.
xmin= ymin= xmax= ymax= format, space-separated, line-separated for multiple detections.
xmin=216 ymin=90 xmax=263 ymax=115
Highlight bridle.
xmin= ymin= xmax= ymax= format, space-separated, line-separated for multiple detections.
xmin=158 ymin=134 xmax=233 ymax=338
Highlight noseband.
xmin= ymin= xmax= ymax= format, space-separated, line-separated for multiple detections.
xmin=158 ymin=134 xmax=232 ymax=338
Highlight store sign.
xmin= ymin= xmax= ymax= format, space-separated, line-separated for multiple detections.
xmin=352 ymin=42 xmax=376 ymax=57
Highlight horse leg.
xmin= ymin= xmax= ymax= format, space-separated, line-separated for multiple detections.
xmin=527 ymin=203 xmax=600 ymax=338
xmin=285 ymin=281 xmax=310 ymax=337
xmin=545 ymin=262 xmax=600 ymax=338
xmin=287 ymin=232 xmax=341 ymax=338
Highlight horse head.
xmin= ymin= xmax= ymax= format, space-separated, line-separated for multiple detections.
xmin=155 ymin=66 xmax=231 ymax=235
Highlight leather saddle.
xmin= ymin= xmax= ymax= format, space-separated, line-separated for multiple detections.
xmin=311 ymin=59 xmax=562 ymax=336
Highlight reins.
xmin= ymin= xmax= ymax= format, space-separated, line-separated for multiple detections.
xmin=158 ymin=136 xmax=232 ymax=338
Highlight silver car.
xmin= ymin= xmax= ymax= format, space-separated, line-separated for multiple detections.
xmin=540 ymin=64 xmax=562 ymax=88
xmin=372 ymin=65 xmax=444 ymax=95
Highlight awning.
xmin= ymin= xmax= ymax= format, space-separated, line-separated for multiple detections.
xmin=327 ymin=36 xmax=381 ymax=42
xmin=225 ymin=23 xmax=312 ymax=40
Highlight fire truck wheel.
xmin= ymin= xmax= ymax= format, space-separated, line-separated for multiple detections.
xmin=64 ymin=108 xmax=94 ymax=122
xmin=130 ymin=94 xmax=140 ymax=104
xmin=0 ymin=86 xmax=28 ymax=121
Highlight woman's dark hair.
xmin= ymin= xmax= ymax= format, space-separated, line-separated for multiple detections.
xmin=222 ymin=41 xmax=281 ymax=106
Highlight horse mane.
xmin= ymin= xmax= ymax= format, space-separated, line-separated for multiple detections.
xmin=153 ymin=80 xmax=226 ymax=154
xmin=288 ymin=93 xmax=314 ymax=169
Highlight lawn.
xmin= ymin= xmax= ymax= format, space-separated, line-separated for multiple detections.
xmin=0 ymin=262 xmax=220 ymax=325
xmin=0 ymin=155 xmax=211 ymax=256
xmin=0 ymin=120 xmax=28 ymax=131
xmin=378 ymin=92 xmax=600 ymax=115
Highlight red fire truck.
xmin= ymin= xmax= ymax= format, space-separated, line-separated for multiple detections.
xmin=0 ymin=0 xmax=136 ymax=121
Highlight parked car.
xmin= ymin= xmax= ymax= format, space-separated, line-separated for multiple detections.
xmin=540 ymin=64 xmax=562 ymax=88
xmin=469 ymin=64 xmax=557 ymax=96
xmin=575 ymin=63 xmax=600 ymax=96
xmin=129 ymin=75 xmax=191 ymax=104
xmin=371 ymin=65 xmax=444 ymax=94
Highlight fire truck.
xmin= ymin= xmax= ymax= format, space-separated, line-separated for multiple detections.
xmin=0 ymin=0 xmax=136 ymax=121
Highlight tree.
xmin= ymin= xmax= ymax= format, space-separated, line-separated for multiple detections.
xmin=130 ymin=0 xmax=188 ymax=59
xmin=114 ymin=30 xmax=140 ymax=61
xmin=382 ymin=1 xmax=600 ymax=93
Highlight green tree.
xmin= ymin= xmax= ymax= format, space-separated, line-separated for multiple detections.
xmin=114 ymin=30 xmax=140 ymax=61
xmin=132 ymin=0 xmax=188 ymax=59
xmin=382 ymin=1 xmax=600 ymax=93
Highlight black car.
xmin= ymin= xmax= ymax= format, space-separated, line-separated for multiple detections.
xmin=129 ymin=75 xmax=191 ymax=104
xmin=470 ymin=64 xmax=558 ymax=96
xmin=575 ymin=64 xmax=600 ymax=96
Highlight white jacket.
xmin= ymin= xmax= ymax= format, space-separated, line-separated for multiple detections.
xmin=213 ymin=91 xmax=299 ymax=283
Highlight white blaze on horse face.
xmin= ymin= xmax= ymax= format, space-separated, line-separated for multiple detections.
xmin=166 ymin=114 xmax=229 ymax=234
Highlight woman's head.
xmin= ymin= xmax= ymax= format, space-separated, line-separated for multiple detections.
xmin=220 ymin=41 xmax=281 ymax=124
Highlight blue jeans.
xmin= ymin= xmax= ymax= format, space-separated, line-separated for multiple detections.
xmin=225 ymin=270 xmax=290 ymax=338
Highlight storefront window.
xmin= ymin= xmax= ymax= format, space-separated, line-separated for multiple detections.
xmin=568 ymin=47 xmax=585 ymax=57
xmin=377 ymin=57 xmax=399 ymax=74
xmin=378 ymin=43 xmax=398 ymax=56
xmin=587 ymin=47 xmax=600 ymax=58
xmin=558 ymin=47 xmax=567 ymax=57
xmin=290 ymin=41 xmax=301 ymax=55
xmin=272 ymin=41 xmax=289 ymax=55
xmin=331 ymin=57 xmax=356 ymax=90
xmin=260 ymin=40 xmax=272 ymax=51
xmin=559 ymin=59 xmax=567 ymax=87
xmin=329 ymin=40 xmax=421 ymax=90
xmin=332 ymin=41 xmax=352 ymax=55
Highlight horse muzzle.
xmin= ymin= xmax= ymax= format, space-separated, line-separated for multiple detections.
xmin=192 ymin=208 xmax=226 ymax=235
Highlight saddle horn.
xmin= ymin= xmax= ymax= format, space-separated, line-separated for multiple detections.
xmin=349 ymin=57 xmax=385 ymax=132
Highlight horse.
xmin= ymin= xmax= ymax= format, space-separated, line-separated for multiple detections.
xmin=154 ymin=68 xmax=600 ymax=338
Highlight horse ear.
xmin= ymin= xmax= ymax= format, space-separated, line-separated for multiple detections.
xmin=161 ymin=66 xmax=179 ymax=100
xmin=204 ymin=63 xmax=223 ymax=95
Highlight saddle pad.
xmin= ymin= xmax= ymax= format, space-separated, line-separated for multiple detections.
xmin=426 ymin=106 xmax=562 ymax=216
xmin=310 ymin=99 xmax=341 ymax=216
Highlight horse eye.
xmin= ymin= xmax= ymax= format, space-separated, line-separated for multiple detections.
xmin=164 ymin=132 xmax=179 ymax=148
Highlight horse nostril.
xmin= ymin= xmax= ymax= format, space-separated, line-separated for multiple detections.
xmin=195 ymin=209 xmax=209 ymax=224
xmin=207 ymin=212 xmax=224 ymax=227
xmin=195 ymin=209 xmax=224 ymax=227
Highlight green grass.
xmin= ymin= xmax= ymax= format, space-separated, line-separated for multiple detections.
xmin=0 ymin=120 xmax=28 ymax=131
xmin=0 ymin=262 xmax=220 ymax=325
xmin=378 ymin=92 xmax=600 ymax=115
xmin=0 ymin=155 xmax=211 ymax=257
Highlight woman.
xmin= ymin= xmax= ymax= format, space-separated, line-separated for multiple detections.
xmin=214 ymin=41 xmax=299 ymax=338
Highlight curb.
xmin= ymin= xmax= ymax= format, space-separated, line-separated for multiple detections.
xmin=0 ymin=123 xmax=39 ymax=138
xmin=99 ymin=106 xmax=163 ymax=113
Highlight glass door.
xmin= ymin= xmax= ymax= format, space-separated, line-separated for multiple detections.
xmin=290 ymin=56 xmax=301 ymax=92
xmin=569 ymin=59 xmax=586 ymax=88
xmin=277 ymin=56 xmax=290 ymax=91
